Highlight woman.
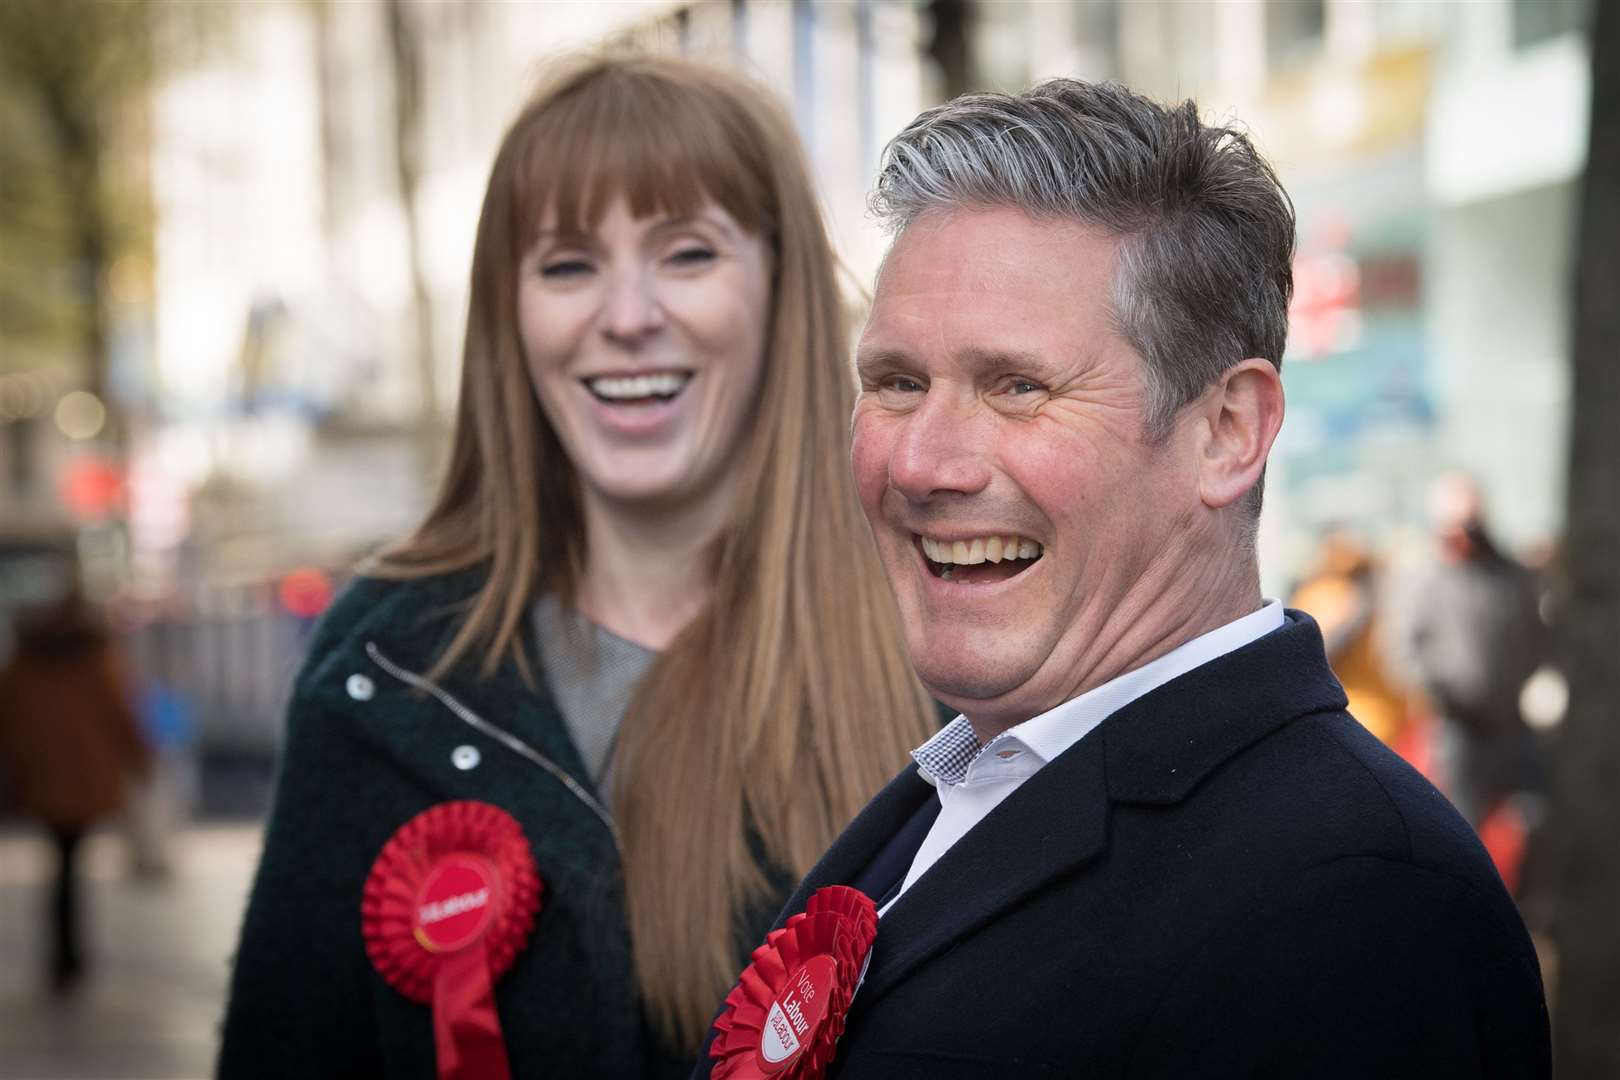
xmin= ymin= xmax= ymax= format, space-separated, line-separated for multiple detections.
xmin=218 ymin=54 xmax=933 ymax=1078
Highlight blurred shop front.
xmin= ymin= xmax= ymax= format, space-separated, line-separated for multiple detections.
xmin=1423 ymin=18 xmax=1586 ymax=555
xmin=1257 ymin=43 xmax=1440 ymax=580
xmin=1269 ymin=4 xmax=1585 ymax=579
xmin=1090 ymin=0 xmax=1588 ymax=590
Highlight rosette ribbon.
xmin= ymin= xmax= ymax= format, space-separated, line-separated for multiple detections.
xmin=710 ymin=885 xmax=879 ymax=1079
xmin=361 ymin=801 xmax=542 ymax=1080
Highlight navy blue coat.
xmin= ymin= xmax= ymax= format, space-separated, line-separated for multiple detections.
xmin=695 ymin=611 xmax=1550 ymax=1079
xmin=219 ymin=573 xmax=720 ymax=1079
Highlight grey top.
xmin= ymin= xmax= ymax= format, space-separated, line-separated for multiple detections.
xmin=1392 ymin=550 xmax=1547 ymax=733
xmin=532 ymin=593 xmax=658 ymax=787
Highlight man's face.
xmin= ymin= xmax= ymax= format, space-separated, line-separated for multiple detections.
xmin=852 ymin=207 xmax=1209 ymax=727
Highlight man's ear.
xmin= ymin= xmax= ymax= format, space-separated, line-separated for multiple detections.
xmin=1197 ymin=358 xmax=1284 ymax=510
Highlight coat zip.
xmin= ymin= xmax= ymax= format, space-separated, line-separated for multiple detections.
xmin=364 ymin=641 xmax=622 ymax=853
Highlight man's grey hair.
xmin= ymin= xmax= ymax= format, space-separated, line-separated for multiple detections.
xmin=870 ymin=80 xmax=1295 ymax=521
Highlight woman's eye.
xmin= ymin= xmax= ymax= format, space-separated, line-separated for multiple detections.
xmin=540 ymin=259 xmax=592 ymax=280
xmin=668 ymin=247 xmax=716 ymax=267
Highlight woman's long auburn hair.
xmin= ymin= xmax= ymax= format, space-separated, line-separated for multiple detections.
xmin=373 ymin=54 xmax=934 ymax=1049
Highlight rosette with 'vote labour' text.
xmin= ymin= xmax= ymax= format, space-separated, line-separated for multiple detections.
xmin=710 ymin=885 xmax=879 ymax=1079
xmin=362 ymin=800 xmax=541 ymax=1080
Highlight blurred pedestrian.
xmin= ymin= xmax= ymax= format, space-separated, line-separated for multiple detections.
xmin=1289 ymin=526 xmax=1407 ymax=745
xmin=0 ymin=585 xmax=150 ymax=992
xmin=219 ymin=54 xmax=934 ymax=1079
xmin=1394 ymin=471 xmax=1548 ymax=828
xmin=123 ymin=671 xmax=199 ymax=879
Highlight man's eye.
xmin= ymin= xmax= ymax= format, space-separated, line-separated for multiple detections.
xmin=540 ymin=259 xmax=592 ymax=279
xmin=1008 ymin=379 xmax=1041 ymax=395
xmin=883 ymin=376 xmax=925 ymax=394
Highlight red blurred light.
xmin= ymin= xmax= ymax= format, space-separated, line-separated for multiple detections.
xmin=278 ymin=568 xmax=334 ymax=619
xmin=61 ymin=457 xmax=127 ymax=521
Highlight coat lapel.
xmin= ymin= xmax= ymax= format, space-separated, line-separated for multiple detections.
xmin=850 ymin=610 xmax=1347 ymax=1011
xmin=856 ymin=733 xmax=1110 ymax=1009
xmin=775 ymin=766 xmax=937 ymax=920
xmin=360 ymin=573 xmax=598 ymax=801
xmin=341 ymin=574 xmax=619 ymax=896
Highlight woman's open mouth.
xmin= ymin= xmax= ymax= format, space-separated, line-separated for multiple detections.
xmin=918 ymin=534 xmax=1044 ymax=585
xmin=582 ymin=370 xmax=693 ymax=406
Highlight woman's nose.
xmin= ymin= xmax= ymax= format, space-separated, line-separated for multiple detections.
xmin=599 ymin=267 xmax=666 ymax=345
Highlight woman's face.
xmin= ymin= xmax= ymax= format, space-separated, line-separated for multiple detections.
xmin=518 ymin=197 xmax=773 ymax=513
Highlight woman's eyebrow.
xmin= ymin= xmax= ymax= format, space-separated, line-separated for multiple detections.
xmin=648 ymin=213 xmax=731 ymax=237
xmin=529 ymin=213 xmax=733 ymax=248
xmin=531 ymin=227 xmax=592 ymax=244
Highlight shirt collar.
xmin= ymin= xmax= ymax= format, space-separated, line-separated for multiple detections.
xmin=909 ymin=716 xmax=984 ymax=787
xmin=911 ymin=599 xmax=1285 ymax=789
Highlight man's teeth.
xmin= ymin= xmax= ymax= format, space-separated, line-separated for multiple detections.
xmin=587 ymin=372 xmax=689 ymax=400
xmin=919 ymin=535 xmax=1042 ymax=565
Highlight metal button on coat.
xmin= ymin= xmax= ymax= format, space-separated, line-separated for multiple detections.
xmin=452 ymin=745 xmax=481 ymax=771
xmin=345 ymin=674 xmax=375 ymax=701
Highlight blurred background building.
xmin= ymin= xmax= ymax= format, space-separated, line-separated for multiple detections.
xmin=0 ymin=1 xmax=1606 ymax=1076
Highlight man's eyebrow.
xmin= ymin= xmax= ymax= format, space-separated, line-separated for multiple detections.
xmin=855 ymin=346 xmax=1049 ymax=373
xmin=954 ymin=346 xmax=1047 ymax=370
xmin=854 ymin=347 xmax=914 ymax=372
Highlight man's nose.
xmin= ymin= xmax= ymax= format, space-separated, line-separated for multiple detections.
xmin=887 ymin=391 xmax=993 ymax=502
xmin=600 ymin=267 xmax=666 ymax=345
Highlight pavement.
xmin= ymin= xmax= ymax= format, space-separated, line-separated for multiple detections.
xmin=0 ymin=823 xmax=263 ymax=1080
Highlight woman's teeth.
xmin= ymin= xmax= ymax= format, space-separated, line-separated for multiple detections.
xmin=919 ymin=535 xmax=1043 ymax=565
xmin=586 ymin=372 xmax=691 ymax=401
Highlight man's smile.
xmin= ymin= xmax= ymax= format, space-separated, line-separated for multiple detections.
xmin=915 ymin=532 xmax=1044 ymax=584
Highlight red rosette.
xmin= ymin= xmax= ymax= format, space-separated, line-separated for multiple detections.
xmin=361 ymin=801 xmax=541 ymax=1080
xmin=710 ymin=886 xmax=878 ymax=1079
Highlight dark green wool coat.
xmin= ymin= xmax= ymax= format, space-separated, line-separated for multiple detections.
xmin=218 ymin=571 xmax=767 ymax=1079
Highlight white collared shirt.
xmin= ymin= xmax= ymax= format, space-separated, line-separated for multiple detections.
xmin=879 ymin=600 xmax=1285 ymax=917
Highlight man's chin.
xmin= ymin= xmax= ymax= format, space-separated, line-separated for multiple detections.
xmin=910 ymin=649 xmax=1045 ymax=720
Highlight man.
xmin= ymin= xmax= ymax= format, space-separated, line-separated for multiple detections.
xmin=695 ymin=80 xmax=1548 ymax=1079
xmin=1396 ymin=471 xmax=1547 ymax=829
